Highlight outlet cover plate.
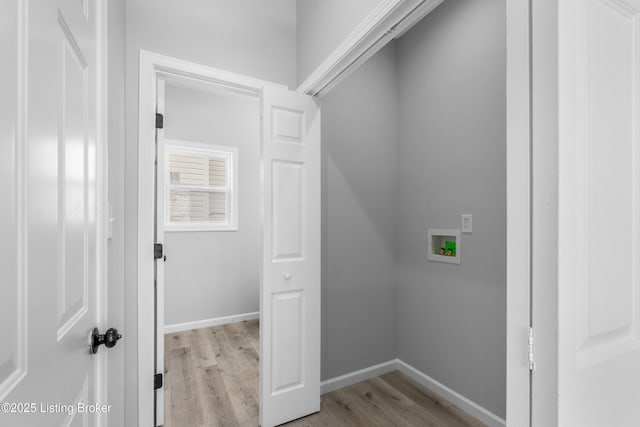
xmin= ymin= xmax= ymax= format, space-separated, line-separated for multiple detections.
xmin=462 ymin=214 xmax=472 ymax=233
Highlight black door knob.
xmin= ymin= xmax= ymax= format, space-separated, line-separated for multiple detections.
xmin=90 ymin=327 xmax=122 ymax=354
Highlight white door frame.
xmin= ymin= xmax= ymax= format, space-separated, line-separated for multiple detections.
xmin=506 ymin=0 xmax=533 ymax=426
xmin=96 ymin=0 xmax=110 ymax=424
xmin=529 ymin=1 xmax=559 ymax=425
xmin=137 ymin=50 xmax=287 ymax=426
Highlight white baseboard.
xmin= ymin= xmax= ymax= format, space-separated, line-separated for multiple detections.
xmin=396 ymin=360 xmax=506 ymax=427
xmin=164 ymin=311 xmax=259 ymax=334
xmin=320 ymin=359 xmax=505 ymax=427
xmin=320 ymin=360 xmax=397 ymax=394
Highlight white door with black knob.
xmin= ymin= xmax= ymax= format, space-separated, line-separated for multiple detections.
xmin=0 ymin=0 xmax=110 ymax=426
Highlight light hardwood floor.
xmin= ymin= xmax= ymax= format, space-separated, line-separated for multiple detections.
xmin=164 ymin=320 xmax=488 ymax=427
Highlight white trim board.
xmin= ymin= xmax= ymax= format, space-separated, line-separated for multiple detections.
xmin=505 ymin=0 xmax=532 ymax=425
xmin=296 ymin=0 xmax=445 ymax=97
xmin=396 ymin=360 xmax=506 ymax=427
xmin=164 ymin=312 xmax=259 ymax=334
xmin=320 ymin=360 xmax=505 ymax=427
xmin=320 ymin=360 xmax=397 ymax=394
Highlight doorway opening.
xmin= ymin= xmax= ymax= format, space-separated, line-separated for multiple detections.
xmin=138 ymin=51 xmax=322 ymax=427
xmin=156 ymin=75 xmax=262 ymax=426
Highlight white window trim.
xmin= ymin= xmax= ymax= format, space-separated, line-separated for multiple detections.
xmin=163 ymin=138 xmax=239 ymax=232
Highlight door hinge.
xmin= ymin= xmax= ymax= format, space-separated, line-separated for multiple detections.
xmin=528 ymin=327 xmax=535 ymax=371
xmin=155 ymin=113 xmax=164 ymax=129
xmin=154 ymin=243 xmax=163 ymax=260
xmin=154 ymin=373 xmax=163 ymax=390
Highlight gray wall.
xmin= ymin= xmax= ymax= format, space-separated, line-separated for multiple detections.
xmin=395 ymin=0 xmax=506 ymax=417
xmin=296 ymin=0 xmax=383 ymax=85
xmin=123 ymin=2 xmax=296 ymax=424
xmin=319 ymin=42 xmax=399 ymax=380
xmin=163 ymin=83 xmax=260 ymax=326
xmin=127 ymin=0 xmax=297 ymax=88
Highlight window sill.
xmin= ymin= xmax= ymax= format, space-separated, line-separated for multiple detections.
xmin=164 ymin=224 xmax=239 ymax=232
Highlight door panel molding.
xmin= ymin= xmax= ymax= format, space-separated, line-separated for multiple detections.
xmin=56 ymin=2 xmax=91 ymax=342
xmin=272 ymin=160 xmax=305 ymax=261
xmin=272 ymin=107 xmax=304 ymax=144
xmin=271 ymin=290 xmax=305 ymax=394
xmin=62 ymin=376 xmax=89 ymax=427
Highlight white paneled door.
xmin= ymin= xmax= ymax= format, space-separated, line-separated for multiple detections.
xmin=558 ymin=0 xmax=640 ymax=425
xmin=0 ymin=1 xmax=107 ymax=426
xmin=261 ymin=86 xmax=321 ymax=426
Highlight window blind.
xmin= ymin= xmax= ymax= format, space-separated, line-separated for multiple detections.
xmin=167 ymin=151 xmax=229 ymax=223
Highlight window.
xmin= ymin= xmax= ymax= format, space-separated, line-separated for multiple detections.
xmin=164 ymin=140 xmax=238 ymax=231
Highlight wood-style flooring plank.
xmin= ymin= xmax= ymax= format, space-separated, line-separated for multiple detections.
xmin=165 ymin=320 xmax=490 ymax=427
xmin=165 ymin=331 xmax=188 ymax=351
xmin=192 ymin=327 xmax=219 ymax=369
xmin=207 ymin=324 xmax=259 ymax=426
xmin=195 ymin=364 xmax=239 ymax=427
xmin=376 ymin=376 xmax=473 ymax=427
xmin=243 ymin=319 xmax=260 ymax=353
xmin=225 ymin=321 xmax=260 ymax=366
xmin=329 ymin=386 xmax=393 ymax=427
xmin=350 ymin=377 xmax=444 ymax=427
xmin=165 ymin=347 xmax=203 ymax=427
xmin=380 ymin=371 xmax=488 ymax=427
